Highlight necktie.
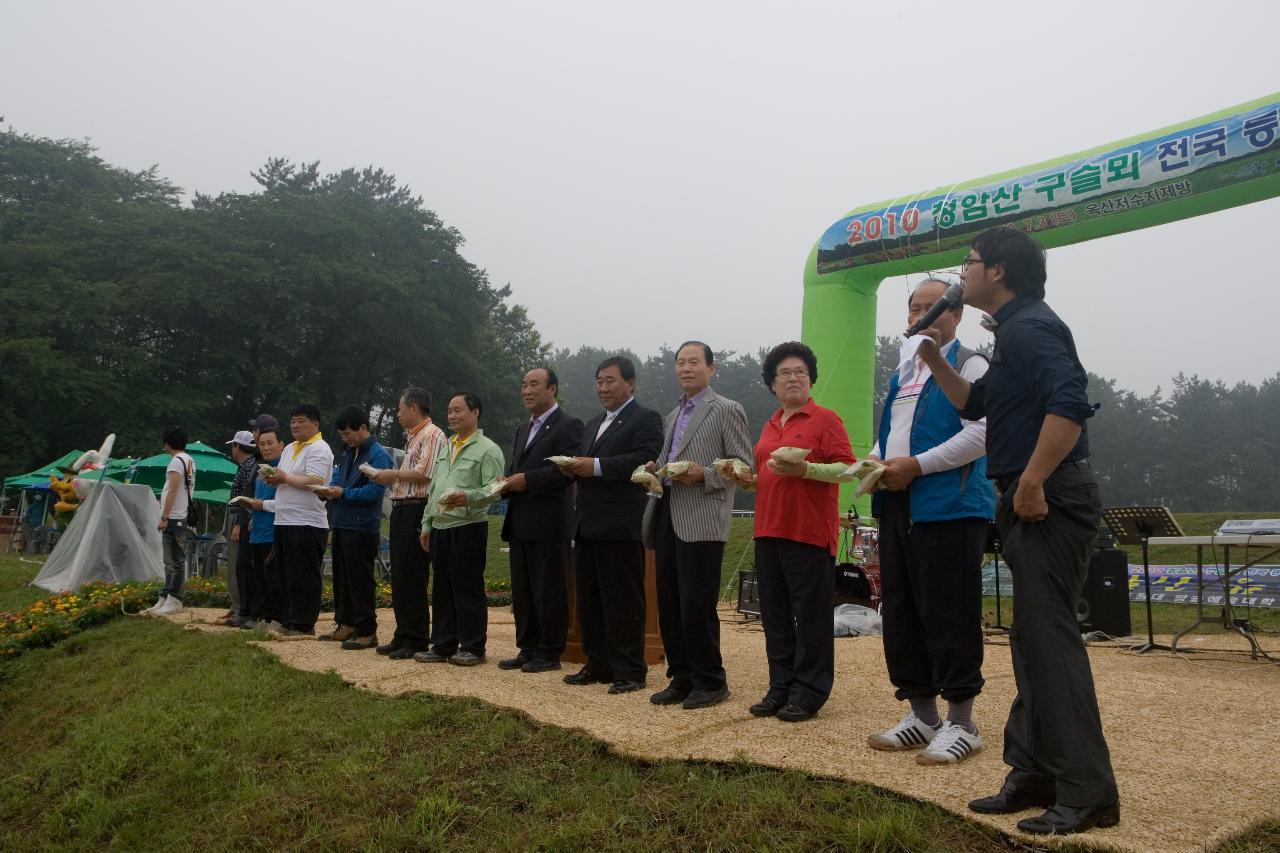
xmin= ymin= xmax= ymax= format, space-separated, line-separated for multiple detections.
xmin=524 ymin=417 xmax=541 ymax=449
xmin=595 ymin=412 xmax=615 ymax=441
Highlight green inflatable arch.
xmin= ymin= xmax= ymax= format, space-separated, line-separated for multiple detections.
xmin=802 ymin=91 xmax=1280 ymax=507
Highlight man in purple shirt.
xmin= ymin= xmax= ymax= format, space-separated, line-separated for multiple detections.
xmin=642 ymin=341 xmax=754 ymax=710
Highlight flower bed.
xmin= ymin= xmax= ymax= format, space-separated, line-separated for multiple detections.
xmin=1 ymin=577 xmax=514 ymax=660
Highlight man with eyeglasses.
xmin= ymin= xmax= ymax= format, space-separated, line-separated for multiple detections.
xmin=865 ymin=279 xmax=994 ymax=766
xmin=916 ymin=226 xmax=1118 ymax=836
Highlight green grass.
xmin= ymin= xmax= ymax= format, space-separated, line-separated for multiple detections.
xmin=4 ymin=536 xmax=1280 ymax=850
xmin=0 ymin=618 xmax=1010 ymax=852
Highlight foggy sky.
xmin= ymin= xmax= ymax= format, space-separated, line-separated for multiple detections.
xmin=6 ymin=0 xmax=1277 ymax=395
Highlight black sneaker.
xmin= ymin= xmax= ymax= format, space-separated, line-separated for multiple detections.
xmin=776 ymin=702 xmax=816 ymax=722
xmin=520 ymin=659 xmax=562 ymax=673
xmin=682 ymin=686 xmax=730 ymax=710
xmin=449 ymin=651 xmax=485 ymax=667
xmin=412 ymin=649 xmax=450 ymax=663
xmin=375 ymin=641 xmax=402 ymax=656
xmin=497 ymin=655 xmax=531 ymax=670
xmin=650 ymin=683 xmax=692 ymax=705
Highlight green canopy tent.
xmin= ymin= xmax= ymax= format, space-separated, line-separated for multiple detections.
xmin=125 ymin=441 xmax=238 ymax=504
xmin=3 ymin=453 xmax=135 ymax=491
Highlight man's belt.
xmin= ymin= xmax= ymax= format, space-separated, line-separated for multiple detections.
xmin=391 ymin=497 xmax=429 ymax=506
xmin=995 ymin=458 xmax=1090 ymax=493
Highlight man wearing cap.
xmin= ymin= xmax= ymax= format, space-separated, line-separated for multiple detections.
xmin=225 ymin=430 xmax=260 ymax=626
xmin=250 ymin=414 xmax=280 ymax=443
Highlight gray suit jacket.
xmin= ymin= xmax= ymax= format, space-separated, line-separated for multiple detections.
xmin=641 ymin=387 xmax=754 ymax=547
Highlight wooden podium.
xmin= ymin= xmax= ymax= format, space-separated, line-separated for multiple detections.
xmin=564 ymin=547 xmax=665 ymax=665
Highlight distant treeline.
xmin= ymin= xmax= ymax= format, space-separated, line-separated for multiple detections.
xmin=2 ymin=128 xmax=1274 ymax=512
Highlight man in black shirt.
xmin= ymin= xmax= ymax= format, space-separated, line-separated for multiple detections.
xmin=917 ymin=226 xmax=1118 ymax=837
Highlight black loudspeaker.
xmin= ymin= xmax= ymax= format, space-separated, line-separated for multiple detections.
xmin=1077 ymin=547 xmax=1131 ymax=637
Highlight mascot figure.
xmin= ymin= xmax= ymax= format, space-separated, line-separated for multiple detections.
xmin=49 ymin=435 xmax=116 ymax=528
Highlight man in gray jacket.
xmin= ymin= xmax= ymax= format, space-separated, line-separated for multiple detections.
xmin=643 ymin=341 xmax=754 ymax=710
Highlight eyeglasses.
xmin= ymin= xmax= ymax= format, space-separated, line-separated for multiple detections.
xmin=961 ymin=257 xmax=985 ymax=270
xmin=776 ymin=368 xmax=810 ymax=380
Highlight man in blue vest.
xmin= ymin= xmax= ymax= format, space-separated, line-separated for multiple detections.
xmin=866 ymin=277 xmax=995 ymax=767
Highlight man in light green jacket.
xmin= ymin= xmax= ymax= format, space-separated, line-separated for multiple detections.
xmin=415 ymin=391 xmax=505 ymax=666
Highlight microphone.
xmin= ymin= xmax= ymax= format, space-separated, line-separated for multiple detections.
xmin=904 ymin=282 xmax=964 ymax=337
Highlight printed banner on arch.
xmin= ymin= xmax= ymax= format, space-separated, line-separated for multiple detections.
xmin=816 ymin=99 xmax=1280 ymax=275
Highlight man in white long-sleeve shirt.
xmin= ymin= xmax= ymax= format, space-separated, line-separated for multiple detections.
xmin=864 ymin=278 xmax=996 ymax=767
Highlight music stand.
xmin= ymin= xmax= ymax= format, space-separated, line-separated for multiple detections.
xmin=1101 ymin=506 xmax=1183 ymax=654
xmin=985 ymin=522 xmax=1008 ymax=632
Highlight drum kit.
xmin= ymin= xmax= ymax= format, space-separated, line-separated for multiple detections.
xmin=836 ymin=508 xmax=881 ymax=610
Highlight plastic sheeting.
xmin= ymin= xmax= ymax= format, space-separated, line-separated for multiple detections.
xmin=833 ymin=603 xmax=882 ymax=637
xmin=33 ymin=482 xmax=164 ymax=592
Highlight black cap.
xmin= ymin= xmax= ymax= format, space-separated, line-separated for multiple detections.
xmin=249 ymin=414 xmax=279 ymax=432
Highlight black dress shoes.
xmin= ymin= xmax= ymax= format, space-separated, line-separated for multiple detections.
xmin=520 ymin=659 xmax=561 ymax=673
xmin=968 ymin=782 xmax=1057 ymax=815
xmin=650 ymin=683 xmax=692 ymax=705
xmin=682 ymin=686 xmax=729 ymax=710
xmin=497 ymin=655 xmax=530 ymax=670
xmin=375 ymin=641 xmax=402 ymax=656
xmin=608 ymin=679 xmax=645 ymax=695
xmin=563 ymin=668 xmax=610 ymax=686
xmin=776 ymin=702 xmax=816 ymax=722
xmin=749 ymin=696 xmax=786 ymax=718
xmin=1016 ymin=802 xmax=1120 ymax=835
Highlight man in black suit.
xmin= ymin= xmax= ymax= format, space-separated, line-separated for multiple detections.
xmin=498 ymin=367 xmax=585 ymax=673
xmin=560 ymin=355 xmax=664 ymax=695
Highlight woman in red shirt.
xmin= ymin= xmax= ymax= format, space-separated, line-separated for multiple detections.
xmin=738 ymin=341 xmax=854 ymax=722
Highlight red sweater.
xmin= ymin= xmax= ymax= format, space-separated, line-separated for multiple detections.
xmin=752 ymin=398 xmax=855 ymax=556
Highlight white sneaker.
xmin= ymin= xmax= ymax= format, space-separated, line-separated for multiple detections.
xmin=916 ymin=721 xmax=982 ymax=765
xmin=867 ymin=712 xmax=941 ymax=751
xmin=143 ymin=595 xmax=167 ymax=614
xmin=153 ymin=596 xmax=184 ymax=616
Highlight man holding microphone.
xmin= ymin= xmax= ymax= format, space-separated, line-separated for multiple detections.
xmin=914 ymin=226 xmax=1118 ymax=836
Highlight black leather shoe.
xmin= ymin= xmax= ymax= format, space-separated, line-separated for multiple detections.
xmin=749 ymin=696 xmax=786 ymax=717
xmin=1016 ymin=802 xmax=1120 ymax=835
xmin=520 ymin=659 xmax=562 ymax=673
xmin=497 ymin=655 xmax=531 ymax=670
xmin=387 ymin=646 xmax=419 ymax=660
xmin=776 ymin=702 xmax=816 ymax=722
xmin=563 ymin=668 xmax=610 ymax=686
xmin=650 ymin=683 xmax=692 ymax=705
xmin=608 ymin=679 xmax=645 ymax=695
xmin=968 ymin=782 xmax=1057 ymax=815
xmin=682 ymin=686 xmax=729 ymax=710
xmin=375 ymin=641 xmax=402 ymax=656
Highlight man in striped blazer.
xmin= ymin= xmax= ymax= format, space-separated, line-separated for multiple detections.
xmin=642 ymin=341 xmax=754 ymax=710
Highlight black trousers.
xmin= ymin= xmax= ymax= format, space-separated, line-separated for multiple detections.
xmin=998 ymin=464 xmax=1118 ymax=807
xmin=510 ymin=538 xmax=570 ymax=661
xmin=251 ymin=541 xmax=280 ymax=623
xmin=389 ymin=502 xmax=431 ymax=650
xmin=575 ymin=538 xmax=647 ymax=682
xmin=275 ymin=525 xmax=327 ymax=633
xmin=754 ymin=536 xmax=834 ymax=712
xmin=654 ymin=498 xmax=727 ymax=691
xmin=878 ymin=490 xmax=987 ymax=704
xmin=430 ymin=521 xmax=489 ymax=656
xmin=332 ymin=528 xmax=379 ymax=635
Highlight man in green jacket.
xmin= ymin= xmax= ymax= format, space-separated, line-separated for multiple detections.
xmin=416 ymin=391 xmax=505 ymax=666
